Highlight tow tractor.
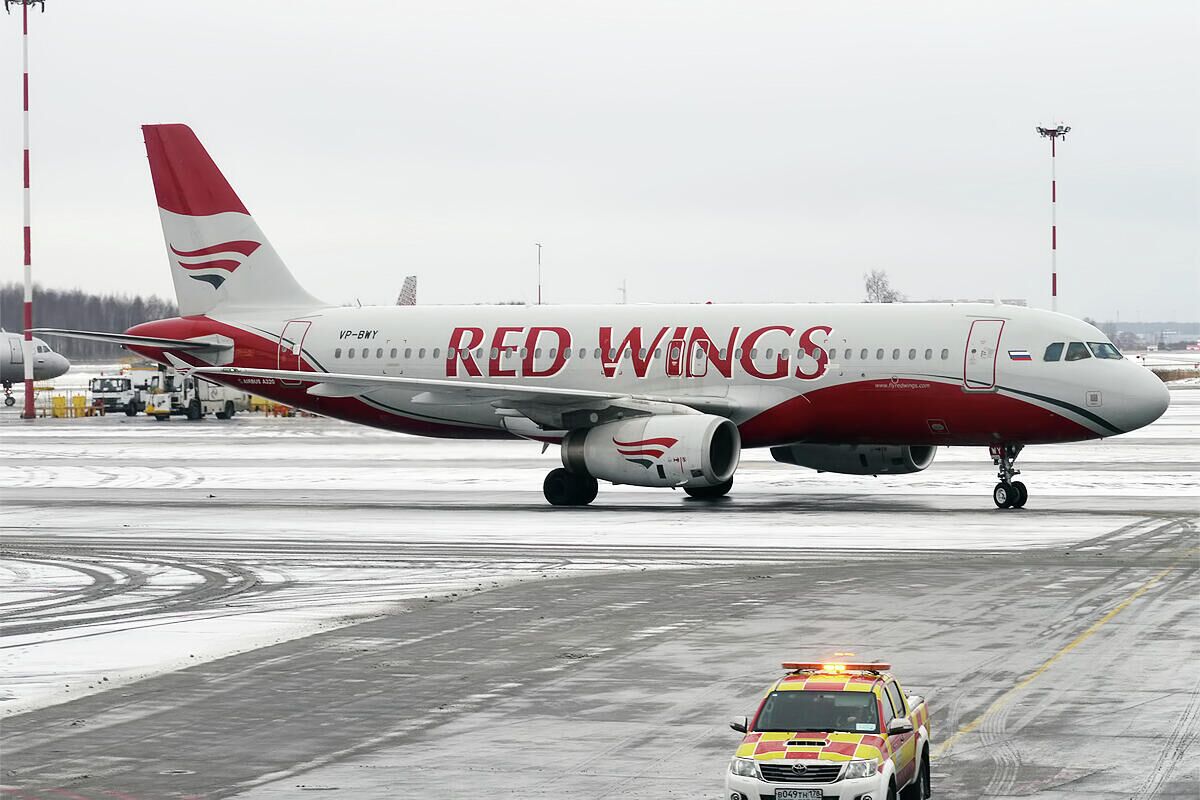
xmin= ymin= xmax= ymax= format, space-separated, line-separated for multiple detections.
xmin=726 ymin=661 xmax=931 ymax=800
xmin=89 ymin=375 xmax=142 ymax=416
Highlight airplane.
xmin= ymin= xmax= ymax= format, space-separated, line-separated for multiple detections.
xmin=38 ymin=124 xmax=1170 ymax=507
xmin=1 ymin=330 xmax=70 ymax=406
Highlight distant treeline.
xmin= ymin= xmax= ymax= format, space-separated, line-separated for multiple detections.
xmin=0 ymin=283 xmax=176 ymax=361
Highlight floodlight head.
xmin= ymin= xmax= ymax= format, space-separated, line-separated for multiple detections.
xmin=1037 ymin=124 xmax=1071 ymax=140
xmin=5 ymin=0 xmax=47 ymax=12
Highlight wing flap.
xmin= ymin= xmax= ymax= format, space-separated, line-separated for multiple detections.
xmin=188 ymin=364 xmax=735 ymax=419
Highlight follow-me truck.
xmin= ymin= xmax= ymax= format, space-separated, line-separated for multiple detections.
xmin=727 ymin=662 xmax=931 ymax=800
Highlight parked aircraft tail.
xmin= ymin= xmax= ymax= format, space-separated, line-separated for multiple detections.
xmin=397 ymin=275 xmax=418 ymax=306
xmin=142 ymin=124 xmax=323 ymax=317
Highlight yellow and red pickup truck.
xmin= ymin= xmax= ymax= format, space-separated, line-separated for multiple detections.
xmin=726 ymin=661 xmax=931 ymax=800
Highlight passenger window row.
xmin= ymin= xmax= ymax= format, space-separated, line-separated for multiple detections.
xmin=840 ymin=348 xmax=950 ymax=362
xmin=331 ymin=345 xmax=955 ymax=363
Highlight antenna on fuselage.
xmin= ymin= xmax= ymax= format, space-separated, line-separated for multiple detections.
xmin=535 ymin=242 xmax=543 ymax=305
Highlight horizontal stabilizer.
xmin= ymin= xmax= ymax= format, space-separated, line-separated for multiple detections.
xmin=33 ymin=328 xmax=233 ymax=352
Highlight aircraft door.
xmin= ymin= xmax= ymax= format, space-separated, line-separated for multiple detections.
xmin=278 ymin=320 xmax=312 ymax=386
xmin=665 ymin=338 xmax=686 ymax=377
xmin=7 ymin=336 xmax=22 ymax=365
xmin=963 ymin=319 xmax=1004 ymax=391
xmin=687 ymin=340 xmax=709 ymax=378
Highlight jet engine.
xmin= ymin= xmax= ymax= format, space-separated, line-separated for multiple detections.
xmin=562 ymin=414 xmax=740 ymax=488
xmin=770 ymin=443 xmax=936 ymax=475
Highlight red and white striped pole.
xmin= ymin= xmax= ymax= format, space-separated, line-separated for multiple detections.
xmin=18 ymin=1 xmax=38 ymax=419
xmin=1037 ymin=124 xmax=1070 ymax=313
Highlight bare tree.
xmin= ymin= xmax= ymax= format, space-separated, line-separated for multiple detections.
xmin=864 ymin=270 xmax=903 ymax=303
xmin=1 ymin=283 xmax=176 ymax=360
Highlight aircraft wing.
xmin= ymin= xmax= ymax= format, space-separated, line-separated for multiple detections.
xmin=183 ymin=363 xmax=737 ymax=422
xmin=32 ymin=328 xmax=233 ymax=352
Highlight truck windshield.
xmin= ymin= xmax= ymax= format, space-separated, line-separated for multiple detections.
xmin=753 ymin=690 xmax=879 ymax=734
xmin=91 ymin=378 xmax=129 ymax=392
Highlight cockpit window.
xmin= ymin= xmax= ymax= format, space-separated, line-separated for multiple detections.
xmin=1065 ymin=341 xmax=1091 ymax=361
xmin=1088 ymin=342 xmax=1123 ymax=360
xmin=1044 ymin=342 xmax=1064 ymax=362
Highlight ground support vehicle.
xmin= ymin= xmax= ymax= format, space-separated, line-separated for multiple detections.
xmin=726 ymin=662 xmax=931 ymax=800
xmin=144 ymin=371 xmax=249 ymax=421
xmin=89 ymin=376 xmax=143 ymax=416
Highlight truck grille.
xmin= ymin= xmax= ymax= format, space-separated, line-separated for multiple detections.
xmin=758 ymin=762 xmax=843 ymax=783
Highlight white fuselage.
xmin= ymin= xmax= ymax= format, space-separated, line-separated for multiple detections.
xmin=132 ymin=301 xmax=1168 ymax=447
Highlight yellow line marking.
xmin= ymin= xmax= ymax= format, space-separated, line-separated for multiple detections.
xmin=933 ymin=559 xmax=1185 ymax=759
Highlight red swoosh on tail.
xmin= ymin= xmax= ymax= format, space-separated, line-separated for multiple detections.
xmin=177 ymin=259 xmax=241 ymax=273
xmin=171 ymin=240 xmax=261 ymax=258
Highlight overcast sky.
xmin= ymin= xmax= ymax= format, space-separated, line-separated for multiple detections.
xmin=3 ymin=1 xmax=1197 ymax=321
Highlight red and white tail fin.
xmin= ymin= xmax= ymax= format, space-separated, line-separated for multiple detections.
xmin=142 ymin=124 xmax=322 ymax=317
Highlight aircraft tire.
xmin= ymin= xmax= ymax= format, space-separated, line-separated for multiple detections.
xmin=1011 ymin=481 xmax=1028 ymax=508
xmin=543 ymin=468 xmax=596 ymax=506
xmin=993 ymin=482 xmax=1014 ymax=509
xmin=576 ymin=474 xmax=598 ymax=505
xmin=4 ymin=396 xmax=14 ymax=407
xmin=684 ymin=478 xmax=733 ymax=500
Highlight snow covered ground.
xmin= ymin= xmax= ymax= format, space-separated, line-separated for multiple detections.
xmin=1 ymin=386 xmax=1196 ymax=718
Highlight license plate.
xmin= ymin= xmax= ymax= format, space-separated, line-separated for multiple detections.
xmin=775 ymin=791 xmax=822 ymax=800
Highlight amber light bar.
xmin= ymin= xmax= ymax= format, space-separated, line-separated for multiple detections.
xmin=782 ymin=662 xmax=891 ymax=673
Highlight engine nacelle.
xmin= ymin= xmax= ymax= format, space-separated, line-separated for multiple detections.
xmin=770 ymin=443 xmax=937 ymax=475
xmin=562 ymin=414 xmax=740 ymax=488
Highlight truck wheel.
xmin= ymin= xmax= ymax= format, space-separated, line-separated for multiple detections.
xmin=887 ymin=780 xmax=898 ymax=800
xmin=154 ymin=414 xmax=169 ymax=422
xmin=215 ymin=400 xmax=235 ymax=420
xmin=901 ymin=756 xmax=929 ymax=800
xmin=186 ymin=399 xmax=202 ymax=420
xmin=124 ymin=402 xmax=138 ymax=417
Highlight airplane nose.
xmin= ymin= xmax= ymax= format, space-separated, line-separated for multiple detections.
xmin=1122 ymin=367 xmax=1170 ymax=432
xmin=53 ymin=356 xmax=71 ymax=378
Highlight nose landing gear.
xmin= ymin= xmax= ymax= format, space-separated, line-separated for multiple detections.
xmin=990 ymin=443 xmax=1028 ymax=509
xmin=3 ymin=382 xmax=13 ymax=407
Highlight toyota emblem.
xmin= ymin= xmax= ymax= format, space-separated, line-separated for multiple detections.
xmin=791 ymin=764 xmax=808 ymax=775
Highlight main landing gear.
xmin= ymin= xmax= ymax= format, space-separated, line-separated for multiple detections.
xmin=990 ymin=443 xmax=1028 ymax=509
xmin=684 ymin=478 xmax=733 ymax=500
xmin=3 ymin=382 xmax=13 ymax=407
xmin=543 ymin=468 xmax=598 ymax=507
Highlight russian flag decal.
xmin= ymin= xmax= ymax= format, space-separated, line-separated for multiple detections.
xmin=1008 ymin=350 xmax=1033 ymax=361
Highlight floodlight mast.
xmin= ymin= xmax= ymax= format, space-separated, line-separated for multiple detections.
xmin=1036 ymin=124 xmax=1070 ymax=313
xmin=11 ymin=0 xmax=46 ymax=419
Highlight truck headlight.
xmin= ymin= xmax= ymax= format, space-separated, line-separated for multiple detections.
xmin=843 ymin=759 xmax=878 ymax=780
xmin=729 ymin=758 xmax=759 ymax=778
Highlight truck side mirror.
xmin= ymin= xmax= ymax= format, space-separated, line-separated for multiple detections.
xmin=887 ymin=718 xmax=914 ymax=735
xmin=729 ymin=717 xmax=748 ymax=734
